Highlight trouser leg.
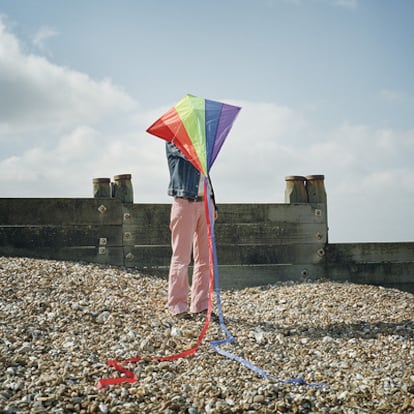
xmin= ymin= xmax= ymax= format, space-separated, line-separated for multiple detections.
xmin=167 ymin=198 xmax=194 ymax=315
xmin=190 ymin=202 xmax=211 ymax=313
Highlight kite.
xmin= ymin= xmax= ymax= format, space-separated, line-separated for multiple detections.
xmin=97 ymin=94 xmax=324 ymax=389
xmin=145 ymin=93 xmax=241 ymax=175
xmin=96 ymin=94 xmax=241 ymax=389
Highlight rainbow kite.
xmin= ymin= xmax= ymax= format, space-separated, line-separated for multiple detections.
xmin=146 ymin=94 xmax=241 ymax=175
xmin=145 ymin=94 xmax=325 ymax=387
xmin=96 ymin=94 xmax=241 ymax=389
xmin=97 ymin=94 xmax=325 ymax=388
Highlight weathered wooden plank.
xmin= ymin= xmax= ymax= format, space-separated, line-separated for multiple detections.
xmin=216 ymin=222 xmax=326 ymax=244
xmin=122 ymin=242 xmax=326 ymax=268
xmin=0 ymin=201 xmax=325 ymax=227
xmin=326 ymin=242 xmax=414 ymax=263
xmin=121 ymin=222 xmax=326 ymax=246
xmin=325 ymin=242 xmax=414 ymax=293
xmin=217 ymin=243 xmax=326 ymax=265
xmin=217 ymin=203 xmax=326 ymax=224
xmin=217 ymin=264 xmax=326 ymax=290
xmin=0 ymin=225 xmax=122 ymax=248
xmin=326 ymin=262 xmax=414 ymax=287
xmin=121 ymin=203 xmax=326 ymax=225
xmin=0 ymin=198 xmax=123 ymax=225
xmin=0 ymin=245 xmax=124 ymax=266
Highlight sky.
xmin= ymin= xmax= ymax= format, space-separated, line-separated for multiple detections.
xmin=0 ymin=0 xmax=413 ymax=243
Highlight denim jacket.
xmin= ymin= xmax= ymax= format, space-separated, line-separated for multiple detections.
xmin=166 ymin=142 xmax=201 ymax=199
xmin=166 ymin=143 xmax=217 ymax=208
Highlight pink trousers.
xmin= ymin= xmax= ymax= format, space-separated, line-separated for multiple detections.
xmin=167 ymin=197 xmax=210 ymax=315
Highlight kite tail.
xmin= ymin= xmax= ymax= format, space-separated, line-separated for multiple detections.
xmin=203 ymin=180 xmax=270 ymax=379
xmin=204 ymin=179 xmax=327 ymax=387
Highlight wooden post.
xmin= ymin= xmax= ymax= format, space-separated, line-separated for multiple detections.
xmin=305 ymin=175 xmax=327 ymax=205
xmin=92 ymin=178 xmax=111 ymax=198
xmin=113 ymin=174 xmax=134 ymax=203
xmin=284 ymin=176 xmax=308 ymax=203
xmin=306 ymin=174 xmax=328 ymax=242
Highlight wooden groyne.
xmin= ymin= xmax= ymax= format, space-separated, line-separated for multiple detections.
xmin=0 ymin=174 xmax=413 ymax=292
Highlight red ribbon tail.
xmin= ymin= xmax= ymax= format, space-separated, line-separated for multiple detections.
xmin=96 ymin=359 xmax=138 ymax=389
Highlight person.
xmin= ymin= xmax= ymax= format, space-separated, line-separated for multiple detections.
xmin=165 ymin=142 xmax=217 ymax=318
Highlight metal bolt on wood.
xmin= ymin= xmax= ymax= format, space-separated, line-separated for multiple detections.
xmin=98 ymin=205 xmax=107 ymax=214
xmin=314 ymin=209 xmax=322 ymax=217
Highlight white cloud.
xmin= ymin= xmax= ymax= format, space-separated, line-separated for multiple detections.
xmin=0 ymin=18 xmax=136 ymax=139
xmin=305 ymin=125 xmax=414 ymax=241
xmin=32 ymin=26 xmax=59 ymax=52
xmin=0 ymin=127 xmax=103 ymax=196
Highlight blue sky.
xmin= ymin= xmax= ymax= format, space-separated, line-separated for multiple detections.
xmin=0 ymin=0 xmax=413 ymax=242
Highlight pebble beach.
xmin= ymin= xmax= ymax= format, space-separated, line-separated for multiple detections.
xmin=1 ymin=256 xmax=413 ymax=413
